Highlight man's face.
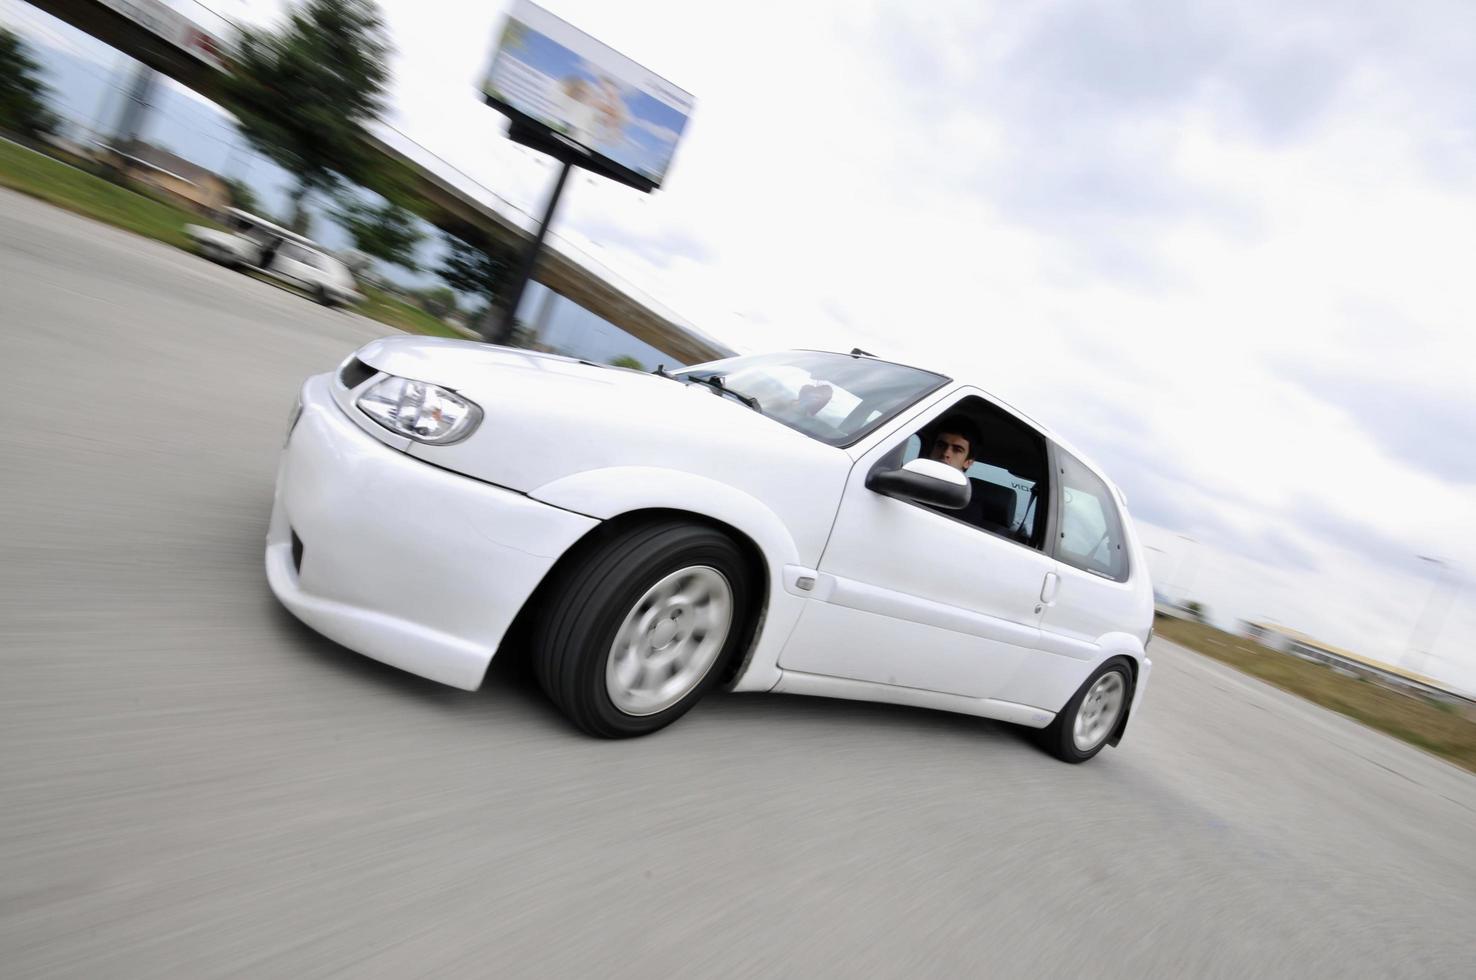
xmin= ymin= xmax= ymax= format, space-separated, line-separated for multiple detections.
xmin=930 ymin=431 xmax=973 ymax=472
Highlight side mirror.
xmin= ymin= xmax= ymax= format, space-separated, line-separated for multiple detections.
xmin=866 ymin=458 xmax=971 ymax=510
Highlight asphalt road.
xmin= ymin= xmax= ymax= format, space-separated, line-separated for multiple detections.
xmin=2 ymin=188 xmax=1474 ymax=978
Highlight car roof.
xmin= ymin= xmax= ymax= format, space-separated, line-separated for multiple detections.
xmin=226 ymin=209 xmax=321 ymax=250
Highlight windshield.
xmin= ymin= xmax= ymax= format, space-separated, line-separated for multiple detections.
xmin=677 ymin=351 xmax=948 ymax=447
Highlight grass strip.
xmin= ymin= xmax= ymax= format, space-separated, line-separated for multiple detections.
xmin=1154 ymin=617 xmax=1476 ymax=774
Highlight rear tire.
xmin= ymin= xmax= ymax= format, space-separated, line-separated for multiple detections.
xmin=532 ymin=520 xmax=754 ymax=738
xmin=1035 ymin=657 xmax=1134 ymax=763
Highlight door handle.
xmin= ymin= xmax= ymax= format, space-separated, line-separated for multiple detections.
xmin=1040 ymin=572 xmax=1060 ymax=605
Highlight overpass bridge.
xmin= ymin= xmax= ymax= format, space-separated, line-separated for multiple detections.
xmin=21 ymin=0 xmax=734 ymax=366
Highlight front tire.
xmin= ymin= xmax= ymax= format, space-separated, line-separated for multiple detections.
xmin=1035 ymin=657 xmax=1134 ymax=763
xmin=532 ymin=520 xmax=754 ymax=738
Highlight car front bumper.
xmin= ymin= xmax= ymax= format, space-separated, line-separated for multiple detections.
xmin=266 ymin=374 xmax=598 ymax=690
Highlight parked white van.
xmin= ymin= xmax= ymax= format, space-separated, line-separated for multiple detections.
xmin=187 ymin=209 xmax=362 ymax=307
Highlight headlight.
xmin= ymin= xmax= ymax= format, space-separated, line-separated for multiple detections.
xmin=357 ymin=375 xmax=482 ymax=444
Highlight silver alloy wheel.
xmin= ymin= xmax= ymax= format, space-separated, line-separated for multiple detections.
xmin=606 ymin=565 xmax=734 ymax=717
xmin=1072 ymin=671 xmax=1127 ymax=752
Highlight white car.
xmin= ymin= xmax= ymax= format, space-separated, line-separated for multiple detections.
xmin=268 ymin=342 xmax=1154 ymax=762
xmin=187 ymin=209 xmax=363 ymax=307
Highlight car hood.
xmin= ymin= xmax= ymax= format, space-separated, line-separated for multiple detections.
xmin=352 ymin=337 xmax=852 ymax=526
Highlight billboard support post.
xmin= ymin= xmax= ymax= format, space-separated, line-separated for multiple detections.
xmin=489 ymin=154 xmax=574 ymax=344
xmin=478 ymin=0 xmax=694 ymax=345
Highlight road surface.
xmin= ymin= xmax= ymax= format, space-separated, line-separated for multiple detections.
xmin=2 ymin=189 xmax=1474 ymax=978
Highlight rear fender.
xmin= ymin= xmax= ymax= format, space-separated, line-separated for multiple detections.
xmin=1094 ymin=633 xmax=1149 ymax=746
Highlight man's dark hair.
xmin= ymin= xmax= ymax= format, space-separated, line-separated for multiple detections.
xmin=932 ymin=415 xmax=981 ymax=459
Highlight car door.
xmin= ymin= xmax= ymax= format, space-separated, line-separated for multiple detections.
xmin=268 ymin=242 xmax=320 ymax=288
xmin=777 ymin=390 xmax=1059 ymax=699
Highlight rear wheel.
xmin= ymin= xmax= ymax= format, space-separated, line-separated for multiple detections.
xmin=532 ymin=520 xmax=754 ymax=738
xmin=1035 ymin=657 xmax=1133 ymax=763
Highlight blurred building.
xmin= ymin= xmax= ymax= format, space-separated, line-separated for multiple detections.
xmin=1155 ymin=592 xmax=1208 ymax=623
xmin=1238 ymin=621 xmax=1473 ymax=706
xmin=110 ymin=139 xmax=228 ymax=215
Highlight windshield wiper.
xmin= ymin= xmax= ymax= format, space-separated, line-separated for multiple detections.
xmin=686 ymin=374 xmax=761 ymax=411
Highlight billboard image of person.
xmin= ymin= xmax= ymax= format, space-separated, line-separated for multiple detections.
xmin=482 ymin=1 xmax=694 ymax=189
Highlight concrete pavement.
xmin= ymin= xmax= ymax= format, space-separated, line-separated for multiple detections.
xmin=2 ymin=189 xmax=1474 ymax=978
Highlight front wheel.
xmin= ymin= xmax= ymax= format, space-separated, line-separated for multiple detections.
xmin=1035 ymin=657 xmax=1134 ymax=763
xmin=531 ymin=520 xmax=754 ymax=738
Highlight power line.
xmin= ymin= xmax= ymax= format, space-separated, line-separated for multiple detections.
xmin=375 ymin=120 xmax=535 ymax=224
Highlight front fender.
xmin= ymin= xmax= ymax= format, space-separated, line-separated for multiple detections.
xmin=532 ymin=466 xmax=802 ymax=565
xmin=530 ymin=466 xmax=809 ymax=692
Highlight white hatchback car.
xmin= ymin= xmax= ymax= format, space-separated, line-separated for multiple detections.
xmin=268 ymin=342 xmax=1154 ymax=762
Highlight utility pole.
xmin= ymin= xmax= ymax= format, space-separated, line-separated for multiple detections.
xmin=87 ymin=55 xmax=131 ymax=150
xmin=1175 ymin=534 xmax=1199 ymax=600
xmin=1143 ymin=545 xmax=1169 ymax=592
xmin=1404 ymin=556 xmax=1453 ymax=675
xmin=109 ymin=63 xmax=158 ymax=154
xmin=97 ymin=62 xmax=158 ymax=185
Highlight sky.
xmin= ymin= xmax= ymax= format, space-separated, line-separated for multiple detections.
xmin=5 ymin=0 xmax=1474 ymax=692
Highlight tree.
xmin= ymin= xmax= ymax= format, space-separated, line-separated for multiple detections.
xmin=332 ymin=194 xmax=423 ymax=272
xmin=436 ymin=231 xmax=517 ymax=339
xmin=220 ymin=0 xmax=391 ymax=232
xmin=0 ymin=28 xmax=59 ymax=140
xmin=416 ymin=286 xmax=458 ymax=319
xmin=608 ymin=355 xmax=645 ymax=370
xmin=222 ymin=177 xmax=263 ymax=215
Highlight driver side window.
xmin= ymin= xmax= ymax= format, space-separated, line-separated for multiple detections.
xmin=898 ymin=398 xmax=1050 ymax=550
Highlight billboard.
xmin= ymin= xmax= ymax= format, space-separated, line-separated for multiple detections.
xmin=481 ymin=1 xmax=694 ymax=190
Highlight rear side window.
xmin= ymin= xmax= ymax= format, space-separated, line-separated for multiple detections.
xmin=1055 ymin=451 xmax=1128 ymax=581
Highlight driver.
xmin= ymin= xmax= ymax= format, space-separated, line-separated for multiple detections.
xmin=928 ymin=416 xmax=978 ymax=473
xmin=924 ymin=416 xmax=989 ymax=527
